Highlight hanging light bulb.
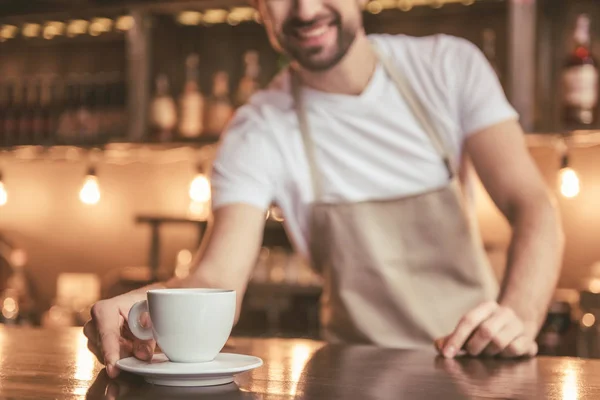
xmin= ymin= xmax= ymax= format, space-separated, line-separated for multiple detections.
xmin=79 ymin=167 xmax=101 ymax=205
xmin=0 ymin=172 xmax=7 ymax=206
xmin=189 ymin=166 xmax=211 ymax=203
xmin=558 ymin=153 xmax=580 ymax=198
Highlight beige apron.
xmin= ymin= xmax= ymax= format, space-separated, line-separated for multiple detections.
xmin=291 ymin=44 xmax=499 ymax=348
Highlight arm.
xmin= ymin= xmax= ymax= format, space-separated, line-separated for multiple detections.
xmin=439 ymin=120 xmax=564 ymax=358
xmin=466 ymin=120 xmax=564 ymax=335
xmin=84 ymin=203 xmax=266 ymax=377
xmin=164 ymin=203 xmax=267 ymax=323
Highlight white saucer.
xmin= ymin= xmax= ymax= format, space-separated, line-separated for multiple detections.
xmin=116 ymin=353 xmax=263 ymax=387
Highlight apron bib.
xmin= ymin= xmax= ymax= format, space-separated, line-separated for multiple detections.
xmin=291 ymin=44 xmax=499 ymax=348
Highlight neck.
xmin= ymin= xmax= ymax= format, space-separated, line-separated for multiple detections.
xmin=292 ymin=33 xmax=377 ymax=96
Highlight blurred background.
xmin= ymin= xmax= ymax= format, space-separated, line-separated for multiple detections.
xmin=0 ymin=0 xmax=599 ymax=358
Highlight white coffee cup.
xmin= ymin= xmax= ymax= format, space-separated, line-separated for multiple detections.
xmin=128 ymin=288 xmax=236 ymax=363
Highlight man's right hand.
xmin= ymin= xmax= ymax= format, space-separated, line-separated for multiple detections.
xmin=83 ymin=293 xmax=157 ymax=378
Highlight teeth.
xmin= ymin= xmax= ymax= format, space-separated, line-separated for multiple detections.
xmin=297 ymin=25 xmax=328 ymax=39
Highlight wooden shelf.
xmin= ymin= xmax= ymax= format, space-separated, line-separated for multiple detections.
xmin=0 ymin=135 xmax=221 ymax=152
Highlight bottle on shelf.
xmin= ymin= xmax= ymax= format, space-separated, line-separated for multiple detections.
xmin=56 ymin=77 xmax=77 ymax=144
xmin=561 ymin=14 xmax=599 ymax=129
xmin=205 ymin=71 xmax=234 ymax=135
xmin=482 ymin=28 xmax=502 ymax=83
xmin=104 ymin=73 xmax=122 ymax=141
xmin=114 ymin=74 xmax=128 ymax=140
xmin=0 ymin=83 xmax=6 ymax=146
xmin=235 ymin=50 xmax=261 ymax=107
xmin=17 ymin=79 xmax=32 ymax=145
xmin=3 ymin=82 xmax=17 ymax=147
xmin=178 ymin=53 xmax=204 ymax=139
xmin=149 ymin=74 xmax=177 ymax=142
xmin=76 ymin=74 xmax=98 ymax=144
xmin=32 ymin=79 xmax=47 ymax=145
xmin=46 ymin=78 xmax=62 ymax=145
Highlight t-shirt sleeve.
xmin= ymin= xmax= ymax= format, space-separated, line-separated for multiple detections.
xmin=210 ymin=105 xmax=281 ymax=212
xmin=451 ymin=37 xmax=519 ymax=137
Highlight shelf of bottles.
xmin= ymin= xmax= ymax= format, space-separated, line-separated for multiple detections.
xmin=0 ymin=72 xmax=127 ymax=148
xmin=149 ymin=50 xmax=266 ymax=143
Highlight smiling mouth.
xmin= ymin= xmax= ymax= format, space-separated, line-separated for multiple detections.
xmin=286 ymin=18 xmax=337 ymax=45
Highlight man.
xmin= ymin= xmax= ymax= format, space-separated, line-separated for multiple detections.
xmin=85 ymin=0 xmax=564 ymax=378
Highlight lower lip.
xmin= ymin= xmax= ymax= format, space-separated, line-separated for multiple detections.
xmin=292 ymin=25 xmax=336 ymax=48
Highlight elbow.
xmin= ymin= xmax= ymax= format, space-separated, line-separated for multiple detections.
xmin=508 ymin=192 xmax=565 ymax=251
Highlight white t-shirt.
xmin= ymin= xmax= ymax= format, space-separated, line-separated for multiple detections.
xmin=210 ymin=33 xmax=519 ymax=257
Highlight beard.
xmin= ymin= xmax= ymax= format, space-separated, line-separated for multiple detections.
xmin=277 ymin=9 xmax=359 ymax=72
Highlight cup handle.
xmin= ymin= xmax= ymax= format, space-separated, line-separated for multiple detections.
xmin=127 ymin=300 xmax=154 ymax=341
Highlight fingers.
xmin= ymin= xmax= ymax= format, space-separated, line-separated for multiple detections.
xmin=465 ymin=307 xmax=521 ymax=357
xmin=437 ymin=301 xmax=539 ymax=360
xmin=122 ymin=306 xmax=156 ymax=361
xmin=499 ymin=336 xmax=538 ymax=358
xmin=91 ymin=301 xmax=122 ymax=378
xmin=482 ymin=318 xmax=523 ymax=357
xmin=441 ymin=301 xmax=498 ymax=358
xmin=133 ymin=339 xmax=156 ymax=361
xmin=134 ymin=314 xmax=156 ymax=361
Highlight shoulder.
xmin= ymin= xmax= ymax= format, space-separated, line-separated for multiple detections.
xmin=216 ymin=73 xmax=294 ymax=165
xmin=368 ymin=33 xmax=482 ymax=73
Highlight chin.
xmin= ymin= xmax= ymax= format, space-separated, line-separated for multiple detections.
xmin=291 ymin=47 xmax=347 ymax=72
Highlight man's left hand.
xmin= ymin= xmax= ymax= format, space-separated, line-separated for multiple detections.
xmin=435 ymin=301 xmax=538 ymax=359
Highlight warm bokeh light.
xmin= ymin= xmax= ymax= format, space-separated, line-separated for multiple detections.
xmin=115 ymin=15 xmax=134 ymax=31
xmin=175 ymin=249 xmax=194 ymax=279
xmin=582 ymin=313 xmax=596 ymax=328
xmin=559 ymin=167 xmax=580 ymax=198
xmin=79 ymin=175 xmax=101 ymax=205
xmin=0 ymin=182 xmax=7 ymax=206
xmin=177 ymin=11 xmax=203 ymax=26
xmin=22 ymin=23 xmax=41 ymax=38
xmin=0 ymin=24 xmax=18 ymax=41
xmin=2 ymin=297 xmax=18 ymax=320
xmin=66 ymin=20 xmax=89 ymax=37
xmin=367 ymin=1 xmax=384 ymax=14
xmin=89 ymin=18 xmax=112 ymax=36
xmin=42 ymin=21 xmax=65 ymax=39
xmin=187 ymin=200 xmax=210 ymax=220
xmin=189 ymin=173 xmax=211 ymax=203
xmin=203 ymin=9 xmax=228 ymax=25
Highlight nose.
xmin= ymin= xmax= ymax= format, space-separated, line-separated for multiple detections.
xmin=293 ymin=0 xmax=322 ymax=21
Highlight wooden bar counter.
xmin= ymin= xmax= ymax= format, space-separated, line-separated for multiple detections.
xmin=1 ymin=326 xmax=599 ymax=399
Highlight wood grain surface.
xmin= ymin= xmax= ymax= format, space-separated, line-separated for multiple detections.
xmin=1 ymin=326 xmax=599 ymax=399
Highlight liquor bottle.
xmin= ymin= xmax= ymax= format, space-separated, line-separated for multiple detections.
xmin=561 ymin=14 xmax=599 ymax=129
xmin=18 ymin=80 xmax=32 ymax=145
xmin=31 ymin=79 xmax=45 ymax=145
xmin=149 ymin=74 xmax=177 ymax=142
xmin=114 ymin=74 xmax=128 ymax=140
xmin=235 ymin=50 xmax=261 ymax=107
xmin=78 ymin=75 xmax=99 ymax=144
xmin=482 ymin=29 xmax=502 ymax=83
xmin=178 ymin=54 xmax=204 ymax=138
xmin=205 ymin=71 xmax=234 ymax=135
xmin=103 ymin=73 xmax=120 ymax=141
xmin=56 ymin=78 xmax=77 ymax=144
xmin=3 ymin=82 xmax=16 ymax=147
xmin=0 ymin=83 xmax=5 ymax=146
xmin=93 ymin=75 xmax=108 ymax=142
xmin=45 ymin=78 xmax=61 ymax=145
